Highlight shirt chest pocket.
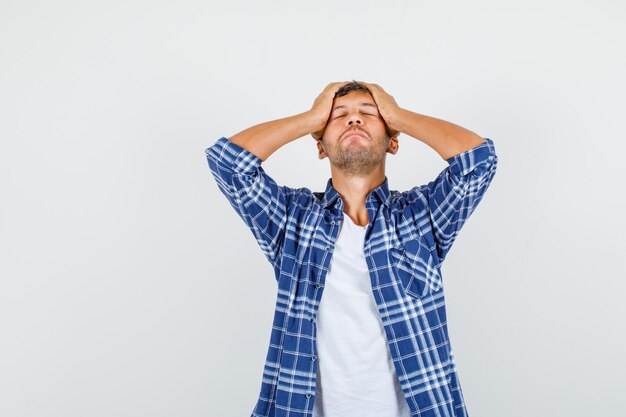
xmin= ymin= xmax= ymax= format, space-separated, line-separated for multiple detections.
xmin=389 ymin=237 xmax=443 ymax=299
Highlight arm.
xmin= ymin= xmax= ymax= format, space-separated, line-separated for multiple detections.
xmin=392 ymin=108 xmax=487 ymax=160
xmin=206 ymin=137 xmax=297 ymax=269
xmin=357 ymin=81 xmax=498 ymax=262
xmin=410 ymin=138 xmax=498 ymax=264
xmin=205 ymin=82 xmax=350 ymax=270
xmin=226 ymin=81 xmax=351 ymax=161
xmin=227 ymin=111 xmax=320 ymax=161
xmin=389 ymin=104 xmax=497 ymax=262
xmin=205 ymin=111 xmax=317 ymax=269
xmin=355 ymin=81 xmax=486 ymax=160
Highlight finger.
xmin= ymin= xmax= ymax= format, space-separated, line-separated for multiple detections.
xmin=325 ymin=81 xmax=349 ymax=94
xmin=358 ymin=81 xmax=379 ymax=97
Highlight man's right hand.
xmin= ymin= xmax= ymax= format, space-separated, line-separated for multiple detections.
xmin=225 ymin=81 xmax=350 ymax=161
xmin=309 ymin=81 xmax=350 ymax=141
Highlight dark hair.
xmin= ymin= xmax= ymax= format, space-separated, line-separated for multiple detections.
xmin=333 ymin=80 xmax=372 ymax=99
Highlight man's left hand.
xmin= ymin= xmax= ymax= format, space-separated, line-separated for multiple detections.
xmin=358 ymin=81 xmax=402 ymax=138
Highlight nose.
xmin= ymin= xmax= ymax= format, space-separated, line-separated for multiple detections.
xmin=346 ymin=113 xmax=363 ymax=126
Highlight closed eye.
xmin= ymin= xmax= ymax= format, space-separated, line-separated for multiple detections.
xmin=334 ymin=113 xmax=376 ymax=119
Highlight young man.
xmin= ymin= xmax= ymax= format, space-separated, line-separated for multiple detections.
xmin=205 ymin=81 xmax=498 ymax=417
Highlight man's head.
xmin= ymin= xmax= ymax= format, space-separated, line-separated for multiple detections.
xmin=316 ymin=80 xmax=399 ymax=176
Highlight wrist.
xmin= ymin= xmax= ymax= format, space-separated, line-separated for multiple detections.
xmin=389 ymin=107 xmax=408 ymax=133
xmin=302 ymin=110 xmax=328 ymax=137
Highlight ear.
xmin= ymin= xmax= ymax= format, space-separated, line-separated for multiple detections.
xmin=387 ymin=135 xmax=399 ymax=155
xmin=317 ymin=139 xmax=327 ymax=159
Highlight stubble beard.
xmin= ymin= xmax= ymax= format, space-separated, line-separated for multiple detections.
xmin=324 ymin=135 xmax=390 ymax=177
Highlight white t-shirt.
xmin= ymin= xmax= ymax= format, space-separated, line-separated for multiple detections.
xmin=312 ymin=214 xmax=412 ymax=417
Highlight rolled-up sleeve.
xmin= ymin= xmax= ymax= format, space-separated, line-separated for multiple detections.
xmin=412 ymin=138 xmax=498 ymax=263
xmin=205 ymin=137 xmax=296 ymax=269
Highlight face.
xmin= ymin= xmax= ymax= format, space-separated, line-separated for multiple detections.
xmin=317 ymin=90 xmax=398 ymax=175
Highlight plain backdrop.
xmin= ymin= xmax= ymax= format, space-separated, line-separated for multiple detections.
xmin=1 ymin=1 xmax=625 ymax=416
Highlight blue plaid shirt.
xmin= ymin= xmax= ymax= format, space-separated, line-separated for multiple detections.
xmin=206 ymin=136 xmax=498 ymax=417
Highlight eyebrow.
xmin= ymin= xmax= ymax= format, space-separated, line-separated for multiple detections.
xmin=332 ymin=102 xmax=378 ymax=112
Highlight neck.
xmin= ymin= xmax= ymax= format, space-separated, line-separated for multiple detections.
xmin=329 ymin=163 xmax=386 ymax=226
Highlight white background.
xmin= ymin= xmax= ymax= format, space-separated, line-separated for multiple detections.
xmin=1 ymin=1 xmax=625 ymax=416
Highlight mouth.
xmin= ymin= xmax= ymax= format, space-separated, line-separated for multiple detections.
xmin=342 ymin=131 xmax=368 ymax=141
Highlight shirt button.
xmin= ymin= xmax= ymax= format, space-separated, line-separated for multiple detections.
xmin=311 ymin=317 xmax=315 ymax=324
xmin=306 ymin=393 xmax=312 ymax=398
xmin=311 ymin=355 xmax=317 ymax=361
xmin=326 ymin=245 xmax=331 ymax=250
xmin=331 ymin=220 xmax=335 ymax=225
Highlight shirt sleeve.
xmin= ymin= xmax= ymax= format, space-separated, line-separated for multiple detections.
xmin=205 ymin=137 xmax=297 ymax=269
xmin=410 ymin=137 xmax=498 ymax=264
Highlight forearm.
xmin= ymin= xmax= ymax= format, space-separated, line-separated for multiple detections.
xmin=393 ymin=108 xmax=486 ymax=160
xmin=227 ymin=111 xmax=319 ymax=161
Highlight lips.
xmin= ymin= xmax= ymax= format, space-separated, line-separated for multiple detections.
xmin=342 ymin=130 xmax=367 ymax=141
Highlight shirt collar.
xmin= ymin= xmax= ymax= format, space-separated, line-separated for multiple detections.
xmin=321 ymin=175 xmax=391 ymax=209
